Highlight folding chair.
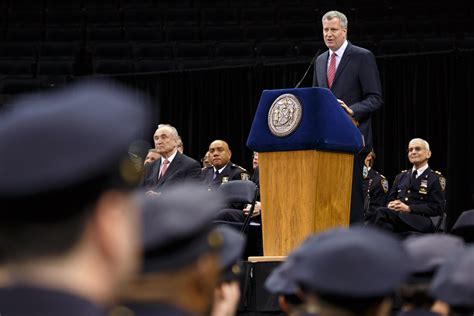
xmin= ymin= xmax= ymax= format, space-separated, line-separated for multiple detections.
xmin=218 ymin=180 xmax=258 ymax=233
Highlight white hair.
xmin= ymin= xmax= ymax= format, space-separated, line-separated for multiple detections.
xmin=156 ymin=124 xmax=179 ymax=140
xmin=409 ymin=138 xmax=430 ymax=151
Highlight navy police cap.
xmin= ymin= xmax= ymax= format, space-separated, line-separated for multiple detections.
xmin=288 ymin=225 xmax=411 ymax=298
xmin=0 ymin=80 xmax=150 ymax=221
xmin=141 ymin=184 xmax=225 ymax=272
xmin=430 ymin=246 xmax=474 ymax=310
xmin=214 ymin=225 xmax=246 ymax=283
xmin=403 ymin=234 xmax=465 ymax=282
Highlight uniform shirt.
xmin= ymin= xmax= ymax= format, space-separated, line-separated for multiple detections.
xmin=387 ymin=167 xmax=445 ymax=217
xmin=201 ymin=162 xmax=249 ymax=190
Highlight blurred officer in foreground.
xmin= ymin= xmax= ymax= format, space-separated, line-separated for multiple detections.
xmin=362 ymin=150 xmax=388 ymax=221
xmin=398 ymin=235 xmax=465 ymax=316
xmin=430 ymin=246 xmax=474 ymax=316
xmin=373 ymin=138 xmax=446 ymax=233
xmin=117 ymin=184 xmax=225 ymax=316
xmin=450 ymin=209 xmax=474 ymax=243
xmin=0 ymin=80 xmax=149 ymax=316
xmin=202 ymin=140 xmax=249 ymax=190
xmin=287 ymin=226 xmax=412 ymax=316
xmin=211 ymin=225 xmax=246 ymax=316
xmin=265 ymin=235 xmax=324 ymax=316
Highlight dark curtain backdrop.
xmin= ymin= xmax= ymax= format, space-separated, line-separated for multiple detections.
xmin=109 ymin=49 xmax=474 ymax=229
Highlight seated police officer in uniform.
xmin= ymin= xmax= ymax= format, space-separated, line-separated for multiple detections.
xmin=117 ymin=184 xmax=225 ymax=316
xmin=265 ymin=235 xmax=323 ymax=316
xmin=373 ymin=138 xmax=446 ymax=233
xmin=430 ymin=246 xmax=474 ymax=316
xmin=0 ymin=80 xmax=148 ymax=316
xmin=201 ymin=140 xmax=249 ymax=190
xmin=398 ymin=234 xmax=465 ymax=316
xmin=286 ymin=226 xmax=412 ymax=316
xmin=363 ymin=150 xmax=389 ymax=222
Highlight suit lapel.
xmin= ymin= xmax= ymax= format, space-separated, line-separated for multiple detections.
xmin=332 ymin=42 xmax=352 ymax=90
xmin=150 ymin=160 xmax=162 ymax=187
xmin=317 ymin=51 xmax=329 ymax=88
xmin=160 ymin=153 xmax=182 ymax=184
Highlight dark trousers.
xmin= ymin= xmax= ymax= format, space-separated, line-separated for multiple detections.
xmin=350 ymin=153 xmax=365 ymax=224
xmin=374 ymin=207 xmax=434 ymax=233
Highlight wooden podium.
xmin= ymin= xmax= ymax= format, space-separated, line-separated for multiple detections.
xmin=247 ymin=88 xmax=363 ymax=256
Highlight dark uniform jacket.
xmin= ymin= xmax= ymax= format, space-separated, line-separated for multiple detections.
xmin=363 ymin=167 xmax=389 ymax=220
xmin=383 ymin=167 xmax=446 ymax=232
xmin=122 ymin=302 xmax=193 ymax=316
xmin=201 ymin=162 xmax=249 ymax=190
xmin=0 ymin=285 xmax=106 ymax=316
xmin=141 ymin=151 xmax=201 ymax=193
xmin=397 ymin=309 xmax=442 ymax=316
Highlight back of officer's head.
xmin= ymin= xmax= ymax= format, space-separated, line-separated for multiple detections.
xmin=120 ymin=184 xmax=225 ymax=315
xmin=399 ymin=234 xmax=465 ymax=309
xmin=288 ymin=226 xmax=411 ymax=316
xmin=0 ymin=80 xmax=149 ymax=272
xmin=430 ymin=246 xmax=474 ymax=316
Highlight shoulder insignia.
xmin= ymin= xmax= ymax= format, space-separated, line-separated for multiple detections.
xmin=232 ymin=163 xmax=247 ymax=172
xmin=438 ymin=176 xmax=446 ymax=191
xmin=381 ymin=178 xmax=389 ymax=193
xmin=379 ymin=173 xmax=386 ymax=179
xmin=241 ymin=173 xmax=250 ymax=181
xmin=434 ymin=170 xmax=444 ymax=177
xmin=401 ymin=170 xmax=408 ymax=173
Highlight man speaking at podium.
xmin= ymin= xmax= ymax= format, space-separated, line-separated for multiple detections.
xmin=313 ymin=10 xmax=383 ymax=222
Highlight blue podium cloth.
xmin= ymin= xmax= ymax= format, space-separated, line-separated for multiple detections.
xmin=247 ymin=88 xmax=363 ymax=153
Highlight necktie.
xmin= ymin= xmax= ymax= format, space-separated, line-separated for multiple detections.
xmin=327 ymin=52 xmax=337 ymax=88
xmin=213 ymin=169 xmax=219 ymax=180
xmin=412 ymin=170 xmax=417 ymax=181
xmin=159 ymin=159 xmax=169 ymax=179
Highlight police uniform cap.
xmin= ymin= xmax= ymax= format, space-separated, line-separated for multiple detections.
xmin=214 ymin=225 xmax=246 ymax=282
xmin=430 ymin=246 xmax=474 ymax=310
xmin=450 ymin=210 xmax=474 ymax=243
xmin=288 ymin=225 xmax=411 ymax=298
xmin=141 ymin=184 xmax=225 ymax=272
xmin=403 ymin=234 xmax=465 ymax=282
xmin=264 ymin=233 xmax=333 ymax=295
xmin=0 ymin=79 xmax=149 ymax=222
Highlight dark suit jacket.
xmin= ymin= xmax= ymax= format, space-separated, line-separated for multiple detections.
xmin=141 ymin=151 xmax=201 ymax=193
xmin=313 ymin=42 xmax=383 ymax=152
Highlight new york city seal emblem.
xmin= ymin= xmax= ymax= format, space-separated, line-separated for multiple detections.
xmin=267 ymin=93 xmax=302 ymax=137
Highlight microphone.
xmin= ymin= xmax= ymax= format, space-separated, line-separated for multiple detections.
xmin=294 ymin=49 xmax=321 ymax=88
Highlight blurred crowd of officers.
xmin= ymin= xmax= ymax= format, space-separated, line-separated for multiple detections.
xmin=0 ymin=81 xmax=473 ymax=316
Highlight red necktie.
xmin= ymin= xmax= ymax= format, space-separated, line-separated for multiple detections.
xmin=327 ymin=52 xmax=337 ymax=88
xmin=159 ymin=159 xmax=169 ymax=179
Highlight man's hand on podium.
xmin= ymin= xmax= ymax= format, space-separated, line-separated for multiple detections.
xmin=337 ymin=99 xmax=359 ymax=127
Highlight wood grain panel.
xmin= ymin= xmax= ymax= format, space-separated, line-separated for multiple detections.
xmin=259 ymin=150 xmax=353 ymax=256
